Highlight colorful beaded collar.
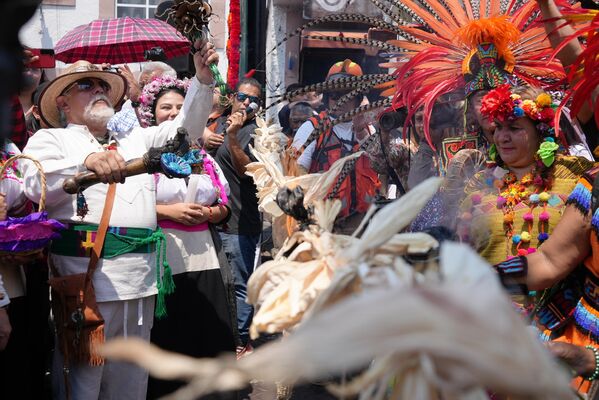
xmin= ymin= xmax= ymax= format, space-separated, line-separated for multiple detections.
xmin=463 ymin=165 xmax=554 ymax=259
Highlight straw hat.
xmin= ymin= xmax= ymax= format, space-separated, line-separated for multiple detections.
xmin=38 ymin=60 xmax=127 ymax=128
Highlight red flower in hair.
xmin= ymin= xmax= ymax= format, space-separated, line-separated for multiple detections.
xmin=481 ymin=84 xmax=514 ymax=122
xmin=539 ymin=107 xmax=554 ymax=122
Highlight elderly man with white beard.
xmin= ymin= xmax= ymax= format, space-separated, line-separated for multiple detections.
xmin=21 ymin=40 xmax=218 ymax=400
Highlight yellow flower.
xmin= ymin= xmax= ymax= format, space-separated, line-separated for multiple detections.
xmin=536 ymin=93 xmax=552 ymax=108
xmin=539 ymin=192 xmax=551 ymax=202
xmin=521 ymin=100 xmax=537 ymax=115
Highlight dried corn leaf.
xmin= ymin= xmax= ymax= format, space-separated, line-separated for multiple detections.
xmin=102 ymin=243 xmax=573 ymax=400
xmin=311 ymin=200 xmax=343 ymax=234
xmin=345 ymin=177 xmax=442 ymax=261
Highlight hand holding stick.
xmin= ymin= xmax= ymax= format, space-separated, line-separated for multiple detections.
xmin=62 ymin=128 xmax=191 ymax=194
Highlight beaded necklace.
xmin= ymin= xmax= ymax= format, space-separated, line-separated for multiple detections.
xmin=495 ymin=161 xmax=552 ymax=258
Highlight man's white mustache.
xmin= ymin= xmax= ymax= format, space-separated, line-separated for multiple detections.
xmin=88 ymin=95 xmax=113 ymax=108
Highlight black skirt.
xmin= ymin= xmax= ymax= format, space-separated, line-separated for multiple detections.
xmin=147 ymin=268 xmax=237 ymax=400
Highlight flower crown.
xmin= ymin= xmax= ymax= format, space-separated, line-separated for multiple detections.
xmin=139 ymin=75 xmax=191 ymax=126
xmin=480 ymin=84 xmax=556 ymax=129
xmin=481 ymin=84 xmax=560 ymax=167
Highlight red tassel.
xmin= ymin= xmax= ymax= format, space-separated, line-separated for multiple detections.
xmin=245 ymin=69 xmax=256 ymax=78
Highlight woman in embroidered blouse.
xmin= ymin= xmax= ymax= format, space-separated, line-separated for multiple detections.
xmin=493 ymin=165 xmax=599 ymax=393
xmin=458 ymin=85 xmax=594 ymax=269
xmin=139 ymin=76 xmax=237 ymax=399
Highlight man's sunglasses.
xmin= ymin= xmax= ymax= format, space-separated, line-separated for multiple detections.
xmin=236 ymin=92 xmax=260 ymax=104
xmin=62 ymin=78 xmax=111 ymax=95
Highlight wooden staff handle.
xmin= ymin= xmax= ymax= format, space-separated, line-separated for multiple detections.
xmin=62 ymin=158 xmax=147 ymax=194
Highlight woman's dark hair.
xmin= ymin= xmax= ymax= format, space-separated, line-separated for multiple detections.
xmin=151 ymin=87 xmax=185 ymax=125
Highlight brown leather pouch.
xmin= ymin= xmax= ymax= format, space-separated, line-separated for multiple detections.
xmin=50 ymin=183 xmax=116 ymax=366
xmin=49 ymin=273 xmax=105 ymax=365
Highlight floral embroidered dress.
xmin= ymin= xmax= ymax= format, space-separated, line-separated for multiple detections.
xmin=459 ymin=156 xmax=594 ymax=266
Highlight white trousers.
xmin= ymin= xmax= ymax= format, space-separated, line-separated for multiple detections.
xmin=52 ymin=296 xmax=155 ymax=400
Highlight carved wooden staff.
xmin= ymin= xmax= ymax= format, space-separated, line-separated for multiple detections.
xmin=62 ymin=128 xmax=190 ymax=194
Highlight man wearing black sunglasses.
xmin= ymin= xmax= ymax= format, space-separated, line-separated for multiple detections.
xmin=208 ymin=76 xmax=263 ymax=358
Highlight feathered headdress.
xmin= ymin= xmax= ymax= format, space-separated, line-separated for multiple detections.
xmin=268 ymin=0 xmax=568 ymax=152
xmin=384 ymin=1 xmax=569 ymax=150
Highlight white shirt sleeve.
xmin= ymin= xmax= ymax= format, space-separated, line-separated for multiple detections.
xmin=291 ymin=119 xmax=316 ymax=150
xmin=0 ymin=273 xmax=10 ymax=308
xmin=144 ymin=77 xmax=214 ymax=149
xmin=297 ymin=141 xmax=316 ymax=171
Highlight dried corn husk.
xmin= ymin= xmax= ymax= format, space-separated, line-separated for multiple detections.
xmin=246 ymin=178 xmax=441 ymax=338
xmin=245 ymin=117 xmax=362 ymax=220
xmin=342 ymin=177 xmax=442 ymax=261
xmin=102 ymin=243 xmax=573 ymax=400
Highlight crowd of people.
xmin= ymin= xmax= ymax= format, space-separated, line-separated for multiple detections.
xmin=1 ymin=0 xmax=599 ymax=398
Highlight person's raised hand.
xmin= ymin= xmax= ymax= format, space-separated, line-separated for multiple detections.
xmin=23 ymin=49 xmax=39 ymax=67
xmin=193 ymin=40 xmax=219 ymax=85
xmin=84 ymin=151 xmax=127 ymax=184
xmin=226 ymin=110 xmax=246 ymax=135
xmin=119 ymin=64 xmax=141 ymax=102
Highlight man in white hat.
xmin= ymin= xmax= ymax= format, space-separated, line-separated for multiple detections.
xmin=21 ymin=40 xmax=217 ymax=400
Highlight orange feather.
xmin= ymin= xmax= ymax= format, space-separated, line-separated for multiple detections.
xmin=455 ymin=16 xmax=520 ymax=66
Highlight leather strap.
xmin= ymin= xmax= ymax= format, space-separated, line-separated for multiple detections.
xmin=56 ymin=183 xmax=116 ymax=400
xmin=80 ymin=183 xmax=117 ymax=305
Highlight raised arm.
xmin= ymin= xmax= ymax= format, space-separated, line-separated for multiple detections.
xmin=147 ymin=40 xmax=218 ymax=147
xmin=536 ymin=0 xmax=582 ymax=66
xmin=536 ymin=0 xmax=598 ymax=124
xmin=226 ymin=111 xmax=253 ymax=176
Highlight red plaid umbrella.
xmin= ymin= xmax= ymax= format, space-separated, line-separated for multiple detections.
xmin=55 ymin=16 xmax=191 ymax=64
